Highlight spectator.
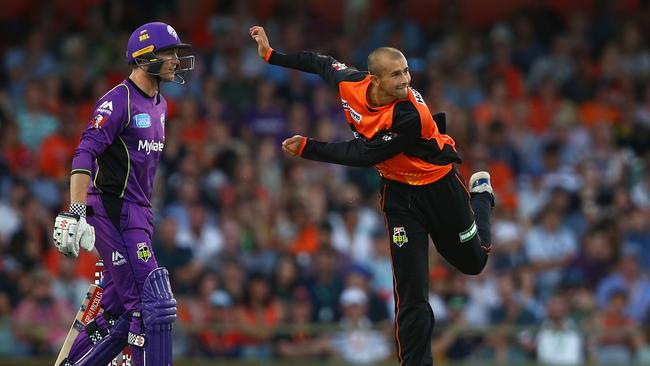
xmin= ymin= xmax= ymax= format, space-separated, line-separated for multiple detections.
xmin=367 ymin=228 xmax=393 ymax=304
xmin=305 ymin=247 xmax=344 ymax=324
xmin=271 ymin=254 xmax=302 ymax=304
xmin=487 ymin=273 xmax=539 ymax=364
xmin=0 ymin=182 xmax=25 ymax=246
xmin=535 ymin=295 xmax=584 ymax=365
xmin=327 ymin=184 xmax=380 ymax=264
xmin=153 ymin=217 xmax=195 ymax=295
xmin=13 ymin=270 xmax=72 ymax=355
xmin=593 ymin=290 xmax=644 ymax=365
xmin=329 ymin=287 xmax=390 ymax=365
xmin=596 ymin=246 xmax=650 ymax=322
xmin=431 ymin=294 xmax=483 ymax=362
xmin=525 ymin=206 xmax=578 ymax=298
xmin=620 ymin=208 xmax=650 ymax=270
xmin=273 ymin=286 xmax=332 ymax=359
xmin=15 ymin=80 xmax=59 ymax=151
xmin=50 ymin=256 xmax=88 ymax=310
xmin=237 ymin=272 xmax=283 ymax=359
xmin=563 ymin=227 xmax=616 ymax=289
xmin=175 ymin=203 xmax=224 ymax=265
xmin=195 ymin=290 xmax=244 ymax=358
xmin=37 ymin=105 xmax=80 ymax=181
xmin=343 ymin=265 xmax=389 ymax=323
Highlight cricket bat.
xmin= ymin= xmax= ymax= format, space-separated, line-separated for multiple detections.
xmin=54 ymin=282 xmax=104 ymax=366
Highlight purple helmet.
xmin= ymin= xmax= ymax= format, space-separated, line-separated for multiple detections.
xmin=126 ymin=22 xmax=194 ymax=84
xmin=126 ymin=22 xmax=190 ymax=64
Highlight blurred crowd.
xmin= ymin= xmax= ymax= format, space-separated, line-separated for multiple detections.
xmin=2 ymin=0 xmax=650 ymax=364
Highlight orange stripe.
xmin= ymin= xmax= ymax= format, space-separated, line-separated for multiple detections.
xmin=454 ymin=172 xmax=470 ymax=197
xmin=264 ymin=47 xmax=273 ymax=63
xmin=297 ymin=137 xmax=308 ymax=156
xmin=380 ymin=184 xmax=404 ymax=366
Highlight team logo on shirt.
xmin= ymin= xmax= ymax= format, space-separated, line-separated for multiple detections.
xmin=91 ymin=114 xmax=107 ymax=129
xmin=136 ymin=242 xmax=151 ymax=263
xmin=160 ymin=113 xmax=165 ymax=129
xmin=332 ymin=62 xmax=348 ymax=71
xmin=392 ymin=227 xmax=408 ymax=247
xmin=112 ymin=251 xmax=127 ymax=266
xmin=134 ymin=113 xmax=152 ymax=128
xmin=97 ymin=100 xmax=113 ymax=115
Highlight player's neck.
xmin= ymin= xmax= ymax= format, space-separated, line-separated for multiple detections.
xmin=367 ymin=83 xmax=396 ymax=107
xmin=129 ymin=70 xmax=159 ymax=97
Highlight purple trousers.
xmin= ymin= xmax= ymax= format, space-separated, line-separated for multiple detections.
xmin=67 ymin=194 xmax=158 ymax=365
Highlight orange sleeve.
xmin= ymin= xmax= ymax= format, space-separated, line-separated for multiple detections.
xmin=263 ymin=47 xmax=273 ymax=63
xmin=297 ymin=136 xmax=308 ymax=156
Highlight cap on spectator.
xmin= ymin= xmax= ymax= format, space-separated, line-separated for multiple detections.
xmin=340 ymin=287 xmax=367 ymax=306
xmin=209 ymin=290 xmax=233 ymax=308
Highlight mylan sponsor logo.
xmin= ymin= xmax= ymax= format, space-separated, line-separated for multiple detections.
xmin=138 ymin=140 xmax=164 ymax=154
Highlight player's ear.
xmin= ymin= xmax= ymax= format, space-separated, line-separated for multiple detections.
xmin=370 ymin=74 xmax=380 ymax=86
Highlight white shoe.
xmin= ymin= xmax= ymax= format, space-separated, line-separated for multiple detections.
xmin=469 ymin=171 xmax=493 ymax=195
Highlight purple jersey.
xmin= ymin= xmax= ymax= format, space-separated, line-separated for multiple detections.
xmin=71 ymin=79 xmax=166 ymax=207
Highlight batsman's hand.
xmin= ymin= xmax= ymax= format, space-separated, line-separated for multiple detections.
xmin=282 ymin=135 xmax=307 ymax=157
xmin=53 ymin=212 xmax=95 ymax=258
xmin=249 ymin=25 xmax=271 ymax=59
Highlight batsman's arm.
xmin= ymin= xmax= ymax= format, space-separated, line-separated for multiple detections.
xmin=53 ymin=86 xmax=129 ymax=256
xmin=70 ymin=84 xmax=130 ymax=182
xmin=250 ymin=25 xmax=365 ymax=87
xmin=70 ymin=173 xmax=91 ymax=205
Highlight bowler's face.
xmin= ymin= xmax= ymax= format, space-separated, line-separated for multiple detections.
xmin=377 ymin=56 xmax=411 ymax=100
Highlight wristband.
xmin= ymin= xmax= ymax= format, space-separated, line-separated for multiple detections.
xmin=70 ymin=202 xmax=87 ymax=217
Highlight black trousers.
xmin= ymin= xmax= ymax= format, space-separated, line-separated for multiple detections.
xmin=379 ymin=167 xmax=493 ymax=366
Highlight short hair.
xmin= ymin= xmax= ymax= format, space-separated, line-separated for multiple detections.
xmin=367 ymin=47 xmax=405 ymax=76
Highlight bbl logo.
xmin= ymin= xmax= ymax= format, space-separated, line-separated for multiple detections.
xmin=137 ymin=242 xmax=151 ymax=262
xmin=392 ymin=227 xmax=408 ymax=247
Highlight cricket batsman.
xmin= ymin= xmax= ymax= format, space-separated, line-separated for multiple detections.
xmin=52 ymin=22 xmax=194 ymax=366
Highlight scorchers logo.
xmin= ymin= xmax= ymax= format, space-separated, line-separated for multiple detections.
xmin=137 ymin=140 xmax=164 ymax=155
